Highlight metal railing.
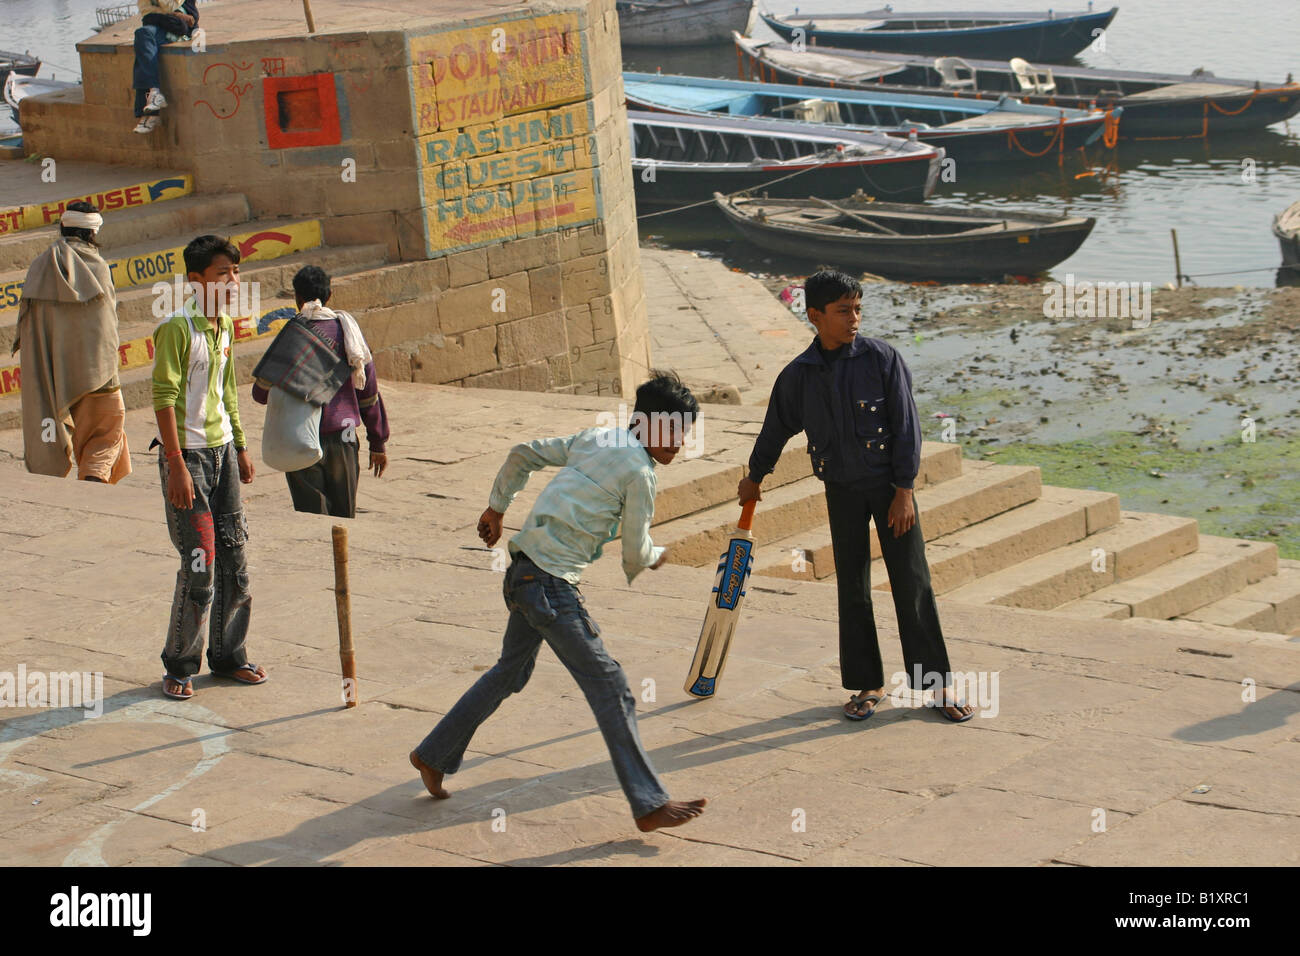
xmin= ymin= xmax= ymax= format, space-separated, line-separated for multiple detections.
xmin=95 ymin=0 xmax=214 ymax=30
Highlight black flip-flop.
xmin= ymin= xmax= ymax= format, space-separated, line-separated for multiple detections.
xmin=934 ymin=697 xmax=974 ymax=723
xmin=844 ymin=693 xmax=882 ymax=722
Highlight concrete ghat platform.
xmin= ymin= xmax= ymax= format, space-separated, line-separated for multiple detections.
xmin=2 ymin=384 xmax=1298 ymax=867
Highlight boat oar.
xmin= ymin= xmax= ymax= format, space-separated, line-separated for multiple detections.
xmin=811 ymin=196 xmax=902 ymax=236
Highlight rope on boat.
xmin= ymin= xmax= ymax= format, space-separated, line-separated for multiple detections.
xmin=1128 ymin=85 xmax=1296 ymax=141
xmin=634 ymin=161 xmax=823 ymax=220
xmin=1006 ymin=114 xmax=1068 ymax=165
xmin=1102 ymin=108 xmax=1120 ymax=148
xmin=1179 ymin=262 xmax=1299 ymax=281
xmin=1207 ymin=87 xmax=1261 ymax=116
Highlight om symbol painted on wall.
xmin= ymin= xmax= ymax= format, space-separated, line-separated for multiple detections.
xmin=194 ymin=61 xmax=256 ymax=119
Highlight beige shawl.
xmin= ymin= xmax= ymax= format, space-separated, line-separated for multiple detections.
xmin=13 ymin=237 xmax=121 ymax=477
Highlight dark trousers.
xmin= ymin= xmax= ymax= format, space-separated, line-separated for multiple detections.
xmin=824 ymin=478 xmax=952 ymax=692
xmin=158 ymin=443 xmax=251 ymax=679
xmin=285 ymin=431 xmax=360 ymax=517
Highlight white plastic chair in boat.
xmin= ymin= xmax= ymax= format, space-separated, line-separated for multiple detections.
xmin=773 ymin=98 xmax=843 ymax=124
xmin=1010 ymin=57 xmax=1056 ymax=95
xmin=934 ymin=57 xmax=976 ymax=90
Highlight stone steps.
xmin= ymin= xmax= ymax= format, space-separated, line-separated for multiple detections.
xmin=653 ymin=442 xmax=964 ymax=567
xmin=865 ymin=484 xmax=1122 ymax=595
xmin=940 ymin=510 xmax=1201 ymax=611
xmin=753 ymin=458 xmax=1044 ymax=581
xmin=1056 ymin=534 xmax=1278 ymax=621
xmin=1176 ymin=561 xmax=1300 ymax=634
xmin=0 ymin=216 xmax=326 ymax=314
xmin=919 ymin=485 xmax=1121 ymax=594
xmin=0 ymin=190 xmax=248 ymax=274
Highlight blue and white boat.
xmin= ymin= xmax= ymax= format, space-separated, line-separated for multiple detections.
xmin=624 ymin=71 xmax=1117 ymax=165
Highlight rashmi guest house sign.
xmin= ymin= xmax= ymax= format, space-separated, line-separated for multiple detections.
xmin=410 ymin=11 xmax=602 ymax=256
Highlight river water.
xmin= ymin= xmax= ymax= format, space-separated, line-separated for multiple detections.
xmin=4 ymin=0 xmax=1298 ymax=284
xmin=624 ymin=0 xmax=1300 ymax=287
xmin=5 ymin=0 xmax=1298 ymax=284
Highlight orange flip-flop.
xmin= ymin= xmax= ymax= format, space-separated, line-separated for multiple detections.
xmin=211 ymin=663 xmax=268 ymax=685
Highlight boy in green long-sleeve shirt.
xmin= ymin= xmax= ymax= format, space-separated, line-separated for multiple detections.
xmin=151 ymin=235 xmax=266 ymax=701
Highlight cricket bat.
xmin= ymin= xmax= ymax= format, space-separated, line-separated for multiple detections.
xmin=684 ymin=500 xmax=758 ymax=699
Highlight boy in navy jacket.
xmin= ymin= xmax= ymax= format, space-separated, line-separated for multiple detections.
xmin=738 ymin=270 xmax=974 ymax=723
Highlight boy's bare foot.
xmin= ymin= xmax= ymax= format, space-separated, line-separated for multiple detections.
xmin=635 ymin=798 xmax=707 ymax=832
xmin=409 ymin=750 xmax=450 ymax=799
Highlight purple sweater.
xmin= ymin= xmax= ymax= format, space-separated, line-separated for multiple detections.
xmin=252 ymin=315 xmax=389 ymax=453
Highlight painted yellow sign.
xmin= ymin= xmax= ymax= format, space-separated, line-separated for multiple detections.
xmin=410 ymin=13 xmax=587 ymax=135
xmin=1 ymin=220 xmax=322 ymax=315
xmin=0 ymin=174 xmax=193 ymax=236
xmin=409 ymin=14 xmax=601 ymax=256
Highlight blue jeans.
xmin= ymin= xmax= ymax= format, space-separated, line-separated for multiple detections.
xmin=158 ymin=443 xmax=252 ymax=679
xmin=132 ymin=25 xmax=180 ymax=115
xmin=414 ymin=553 xmax=672 ymax=819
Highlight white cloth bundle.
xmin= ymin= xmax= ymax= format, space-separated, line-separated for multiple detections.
xmin=299 ymin=298 xmax=372 ymax=390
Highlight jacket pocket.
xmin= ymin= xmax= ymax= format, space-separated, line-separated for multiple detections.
xmin=853 ymin=396 xmax=888 ymax=439
xmin=807 ymin=439 xmax=831 ymax=478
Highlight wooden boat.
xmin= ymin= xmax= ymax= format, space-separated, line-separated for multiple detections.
xmin=0 ymin=51 xmax=41 ymax=87
xmin=713 ymin=190 xmax=1095 ymax=279
xmin=1274 ymin=200 xmax=1300 ymax=270
xmin=758 ymin=5 xmax=1118 ymax=62
xmin=617 ymin=0 xmax=754 ymax=46
xmin=5 ymin=73 xmax=81 ymax=124
xmin=628 ymin=110 xmax=943 ymax=205
xmin=624 ymin=72 xmax=1116 ymax=165
xmin=734 ymin=34 xmax=1300 ymax=139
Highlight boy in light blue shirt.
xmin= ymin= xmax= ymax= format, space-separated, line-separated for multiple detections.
xmin=411 ymin=371 xmax=708 ymax=832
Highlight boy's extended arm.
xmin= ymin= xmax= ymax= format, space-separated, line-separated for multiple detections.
xmin=487 ymin=433 xmax=578 ymax=514
xmin=621 ymin=470 xmax=665 ymax=585
xmin=746 ymin=367 xmax=802 ymax=484
xmin=885 ymin=348 xmax=922 ymax=489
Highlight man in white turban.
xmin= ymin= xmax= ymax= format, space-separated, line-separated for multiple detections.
xmin=12 ymin=201 xmax=131 ymax=482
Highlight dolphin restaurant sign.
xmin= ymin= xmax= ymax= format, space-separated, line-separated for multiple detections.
xmin=409 ymin=12 xmax=602 ymax=256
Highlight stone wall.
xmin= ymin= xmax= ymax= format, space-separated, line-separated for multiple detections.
xmin=17 ymin=0 xmax=649 ymax=398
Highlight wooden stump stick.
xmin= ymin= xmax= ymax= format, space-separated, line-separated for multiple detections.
xmin=332 ymin=524 xmax=356 ymax=708
xmin=302 ymin=0 xmax=317 ymax=33
xmin=1171 ymin=228 xmax=1183 ymax=289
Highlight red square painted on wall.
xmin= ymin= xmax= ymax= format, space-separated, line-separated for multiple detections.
xmin=263 ymin=73 xmax=341 ymax=149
